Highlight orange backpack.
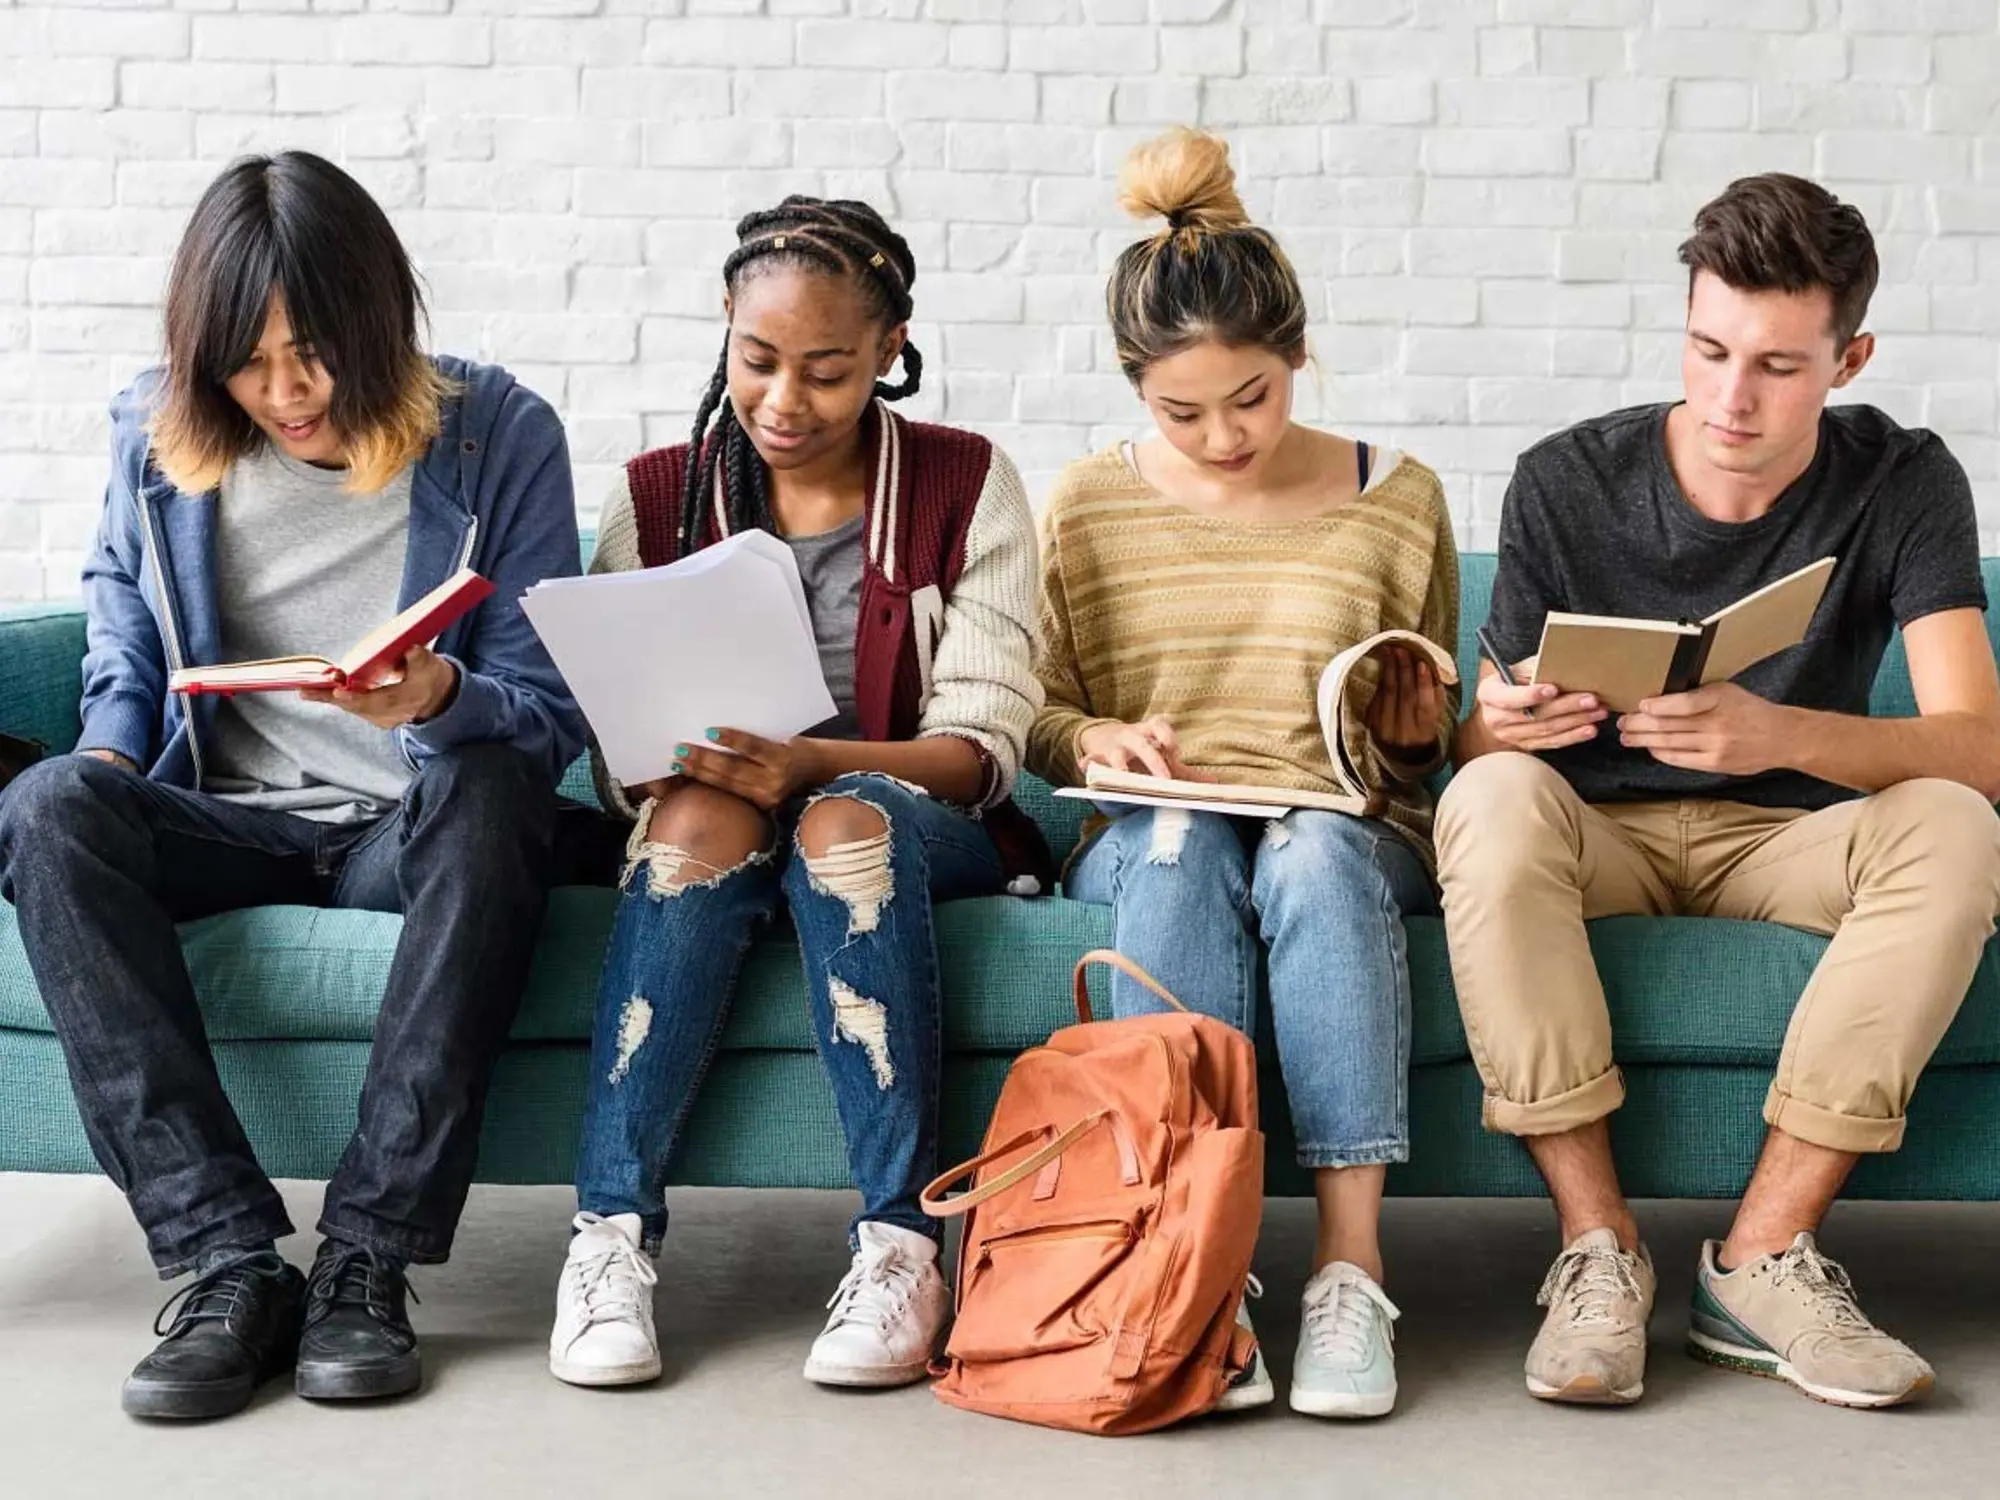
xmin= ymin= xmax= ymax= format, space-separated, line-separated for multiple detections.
xmin=920 ymin=951 xmax=1264 ymax=1435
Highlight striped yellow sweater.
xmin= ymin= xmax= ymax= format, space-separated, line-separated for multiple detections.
xmin=1027 ymin=442 xmax=1461 ymax=857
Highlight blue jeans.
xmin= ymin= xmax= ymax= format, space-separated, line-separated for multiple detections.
xmin=575 ymin=772 xmax=1006 ymax=1252
xmin=1066 ymin=807 xmax=1435 ymax=1169
xmin=0 ymin=745 xmax=561 ymax=1275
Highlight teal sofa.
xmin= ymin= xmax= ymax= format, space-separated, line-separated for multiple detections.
xmin=7 ymin=555 xmax=2000 ymax=1201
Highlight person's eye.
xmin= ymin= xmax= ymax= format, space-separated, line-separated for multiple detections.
xmin=743 ymin=361 xmax=776 ymax=376
xmin=1765 ymin=364 xmax=1798 ymax=377
xmin=808 ymin=371 xmax=850 ymax=388
xmin=1165 ymin=411 xmax=1197 ymax=425
xmin=1236 ymin=392 xmax=1267 ymax=410
xmin=1701 ymin=349 xmax=1727 ymax=362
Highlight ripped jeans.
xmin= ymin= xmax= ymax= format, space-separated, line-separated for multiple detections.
xmin=1065 ymin=806 xmax=1435 ymax=1169
xmin=574 ymin=772 xmax=1005 ymax=1252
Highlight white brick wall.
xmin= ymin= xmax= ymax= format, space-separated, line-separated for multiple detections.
xmin=1 ymin=0 xmax=1997 ymax=600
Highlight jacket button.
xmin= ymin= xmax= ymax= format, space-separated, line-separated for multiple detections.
xmin=461 ymin=438 xmax=478 ymax=454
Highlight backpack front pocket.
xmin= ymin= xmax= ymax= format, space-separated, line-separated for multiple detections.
xmin=947 ymin=1215 xmax=1142 ymax=1362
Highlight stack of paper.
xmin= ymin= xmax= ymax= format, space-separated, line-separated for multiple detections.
xmin=522 ymin=531 xmax=837 ymax=787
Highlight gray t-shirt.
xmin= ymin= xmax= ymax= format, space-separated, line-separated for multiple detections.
xmin=1485 ymin=402 xmax=1986 ymax=810
xmin=786 ymin=513 xmax=864 ymax=741
xmin=206 ymin=442 xmax=417 ymax=823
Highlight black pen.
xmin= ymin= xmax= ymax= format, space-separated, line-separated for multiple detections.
xmin=1476 ymin=626 xmax=1534 ymax=719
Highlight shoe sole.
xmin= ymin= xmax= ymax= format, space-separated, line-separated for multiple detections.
xmin=1685 ymin=1330 xmax=1935 ymax=1409
xmin=1525 ymin=1372 xmax=1643 ymax=1405
xmin=1290 ymin=1386 xmax=1396 ymax=1419
xmin=549 ymin=1354 xmax=662 ymax=1388
xmin=1215 ymin=1380 xmax=1276 ymax=1413
xmin=802 ymin=1357 xmax=932 ymax=1389
xmin=296 ymin=1354 xmax=422 ymax=1401
xmin=121 ymin=1374 xmax=259 ymax=1421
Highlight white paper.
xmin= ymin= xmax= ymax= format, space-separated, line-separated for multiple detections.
xmin=522 ymin=531 xmax=838 ymax=787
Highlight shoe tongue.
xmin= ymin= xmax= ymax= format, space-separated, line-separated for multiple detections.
xmin=575 ymin=1213 xmax=643 ymax=1247
xmin=855 ymin=1221 xmax=937 ymax=1265
xmin=1569 ymin=1227 xmax=1623 ymax=1255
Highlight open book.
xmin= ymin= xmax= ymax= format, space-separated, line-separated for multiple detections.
xmin=168 ymin=568 xmax=495 ymax=696
xmin=1054 ymin=629 xmax=1460 ymax=820
xmin=1529 ymin=557 xmax=1835 ymax=712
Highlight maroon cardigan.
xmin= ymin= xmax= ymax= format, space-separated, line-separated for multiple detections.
xmin=625 ymin=402 xmax=1053 ymax=893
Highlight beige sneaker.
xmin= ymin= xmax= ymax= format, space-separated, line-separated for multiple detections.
xmin=1688 ymin=1234 xmax=1934 ymax=1409
xmin=1525 ymin=1228 xmax=1655 ymax=1404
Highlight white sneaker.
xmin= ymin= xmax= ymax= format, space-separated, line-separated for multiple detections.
xmin=549 ymin=1212 xmax=661 ymax=1387
xmin=803 ymin=1221 xmax=949 ymax=1389
xmin=1215 ymin=1280 xmax=1275 ymax=1411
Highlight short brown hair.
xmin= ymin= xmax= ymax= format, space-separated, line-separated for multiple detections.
xmin=1678 ymin=173 xmax=1879 ymax=348
xmin=152 ymin=152 xmax=449 ymax=496
xmin=1106 ymin=128 xmax=1308 ymax=383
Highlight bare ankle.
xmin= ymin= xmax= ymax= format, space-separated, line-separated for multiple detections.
xmin=1558 ymin=1213 xmax=1640 ymax=1254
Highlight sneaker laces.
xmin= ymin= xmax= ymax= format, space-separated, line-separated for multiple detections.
xmin=151 ymin=1251 xmax=289 ymax=1339
xmin=1770 ymin=1240 xmax=1874 ymax=1335
xmin=305 ymin=1244 xmax=417 ymax=1329
xmin=1537 ymin=1241 xmax=1643 ymax=1328
xmin=566 ymin=1216 xmax=658 ymax=1329
xmin=1303 ymin=1268 xmax=1400 ymax=1364
xmin=824 ymin=1244 xmax=924 ymax=1334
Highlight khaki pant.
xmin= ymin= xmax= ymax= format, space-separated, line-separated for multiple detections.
xmin=1436 ymin=753 xmax=2000 ymax=1154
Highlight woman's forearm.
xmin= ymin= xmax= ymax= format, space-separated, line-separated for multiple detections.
xmin=796 ymin=734 xmax=987 ymax=806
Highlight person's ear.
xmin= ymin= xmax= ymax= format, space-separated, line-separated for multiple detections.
xmin=1830 ymin=331 xmax=1874 ymax=389
xmin=878 ymin=322 xmax=908 ymax=380
xmin=1287 ymin=341 xmax=1308 ymax=372
xmin=722 ymin=289 xmax=734 ymax=323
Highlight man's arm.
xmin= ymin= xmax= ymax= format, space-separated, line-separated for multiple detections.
xmin=1617 ymin=609 xmax=2000 ymax=801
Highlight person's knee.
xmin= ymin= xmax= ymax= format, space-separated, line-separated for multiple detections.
xmin=1436 ymin=753 xmax=1573 ymax=869
xmin=628 ymin=783 xmax=770 ymax=895
xmin=795 ymin=789 xmax=890 ymax=861
xmin=0 ymin=754 xmax=121 ymax=847
xmin=1860 ymin=777 xmax=2000 ymax=899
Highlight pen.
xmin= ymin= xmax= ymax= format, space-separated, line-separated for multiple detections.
xmin=1476 ymin=625 xmax=1534 ymax=719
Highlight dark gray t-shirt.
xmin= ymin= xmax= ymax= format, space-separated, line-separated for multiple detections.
xmin=1485 ymin=402 xmax=1987 ymax=810
xmin=787 ymin=513 xmax=864 ymax=741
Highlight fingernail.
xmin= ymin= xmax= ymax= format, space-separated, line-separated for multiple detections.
xmin=1579 ymin=696 xmax=1596 ymax=709
xmin=704 ymin=728 xmax=721 ymax=741
xmin=674 ymin=744 xmax=690 ymax=758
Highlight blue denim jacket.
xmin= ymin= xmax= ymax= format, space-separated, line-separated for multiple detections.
xmin=76 ymin=356 xmax=588 ymax=788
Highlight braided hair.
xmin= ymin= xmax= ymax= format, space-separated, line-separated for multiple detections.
xmin=681 ymin=195 xmax=923 ymax=559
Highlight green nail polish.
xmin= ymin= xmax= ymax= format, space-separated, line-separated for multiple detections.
xmin=674 ymin=744 xmax=690 ymax=758
xmin=705 ymin=728 xmax=721 ymax=741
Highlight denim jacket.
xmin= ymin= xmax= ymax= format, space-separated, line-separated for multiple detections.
xmin=77 ymin=356 xmax=588 ymax=788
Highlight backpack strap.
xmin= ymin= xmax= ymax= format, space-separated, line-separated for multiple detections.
xmin=1072 ymin=950 xmax=1190 ymax=1026
xmin=921 ymin=1113 xmax=1112 ymax=1218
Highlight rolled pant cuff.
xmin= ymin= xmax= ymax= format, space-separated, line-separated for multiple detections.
xmin=1763 ymin=1085 xmax=1907 ymax=1154
xmin=1481 ymin=1065 xmax=1625 ymax=1137
xmin=152 ymin=1210 xmax=297 ymax=1280
xmin=316 ymin=1213 xmax=451 ymax=1268
xmin=1295 ymin=1142 xmax=1409 ymax=1170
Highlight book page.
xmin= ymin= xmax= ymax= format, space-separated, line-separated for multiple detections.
xmin=1315 ymin=629 xmax=1460 ymax=799
xmin=1531 ymin=613 xmax=1698 ymax=713
xmin=1697 ymin=556 xmax=1835 ymax=687
xmin=1076 ymin=764 xmax=1371 ymax=817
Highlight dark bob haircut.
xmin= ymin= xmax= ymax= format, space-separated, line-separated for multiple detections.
xmin=150 ymin=151 xmax=448 ymax=494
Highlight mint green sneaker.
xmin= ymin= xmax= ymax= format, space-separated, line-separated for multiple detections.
xmin=1290 ymin=1261 xmax=1400 ymax=1419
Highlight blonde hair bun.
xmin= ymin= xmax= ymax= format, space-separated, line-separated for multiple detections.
xmin=1117 ymin=127 xmax=1251 ymax=237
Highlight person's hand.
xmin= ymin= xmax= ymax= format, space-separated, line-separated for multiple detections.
xmin=1474 ymin=656 xmax=1609 ymax=753
xmin=1617 ymin=681 xmax=1792 ymax=775
xmin=301 ymin=644 xmax=458 ymax=730
xmin=1077 ymin=716 xmax=1215 ymax=782
xmin=670 ymin=728 xmax=826 ymax=812
xmin=1365 ymin=644 xmax=1448 ymax=757
xmin=80 ymin=748 xmax=138 ymax=773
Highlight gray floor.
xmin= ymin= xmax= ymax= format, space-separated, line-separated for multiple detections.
xmin=2 ymin=1175 xmax=1996 ymax=1499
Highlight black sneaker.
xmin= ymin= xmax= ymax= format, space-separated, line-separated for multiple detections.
xmin=295 ymin=1242 xmax=423 ymax=1401
xmin=122 ymin=1250 xmax=305 ymax=1420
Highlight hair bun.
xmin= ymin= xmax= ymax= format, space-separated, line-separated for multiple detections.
xmin=1118 ymin=127 xmax=1251 ymax=237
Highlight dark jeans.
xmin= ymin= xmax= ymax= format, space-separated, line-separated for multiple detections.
xmin=0 ymin=744 xmax=559 ymax=1277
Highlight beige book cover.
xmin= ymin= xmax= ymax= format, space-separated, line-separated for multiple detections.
xmin=1529 ymin=557 xmax=1835 ymax=713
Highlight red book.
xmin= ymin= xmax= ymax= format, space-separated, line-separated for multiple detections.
xmin=168 ymin=568 xmax=496 ymax=696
